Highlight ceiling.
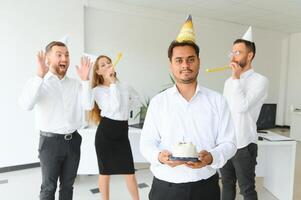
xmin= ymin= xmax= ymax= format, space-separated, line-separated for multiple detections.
xmin=106 ymin=0 xmax=301 ymax=33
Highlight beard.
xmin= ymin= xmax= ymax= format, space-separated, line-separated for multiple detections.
xmin=180 ymin=78 xmax=196 ymax=84
xmin=177 ymin=69 xmax=198 ymax=84
xmin=234 ymin=56 xmax=248 ymax=68
xmin=238 ymin=60 xmax=247 ymax=68
xmin=56 ymin=68 xmax=67 ymax=77
xmin=50 ymin=64 xmax=68 ymax=78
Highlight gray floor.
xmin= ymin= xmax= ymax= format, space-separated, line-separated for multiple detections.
xmin=0 ymin=165 xmax=278 ymax=200
xmin=0 ymin=128 xmax=300 ymax=200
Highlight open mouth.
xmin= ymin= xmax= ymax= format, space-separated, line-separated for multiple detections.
xmin=59 ymin=64 xmax=67 ymax=70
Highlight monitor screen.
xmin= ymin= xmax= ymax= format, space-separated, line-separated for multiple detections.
xmin=256 ymin=103 xmax=277 ymax=130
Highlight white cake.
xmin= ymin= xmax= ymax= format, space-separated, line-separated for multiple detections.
xmin=172 ymin=142 xmax=198 ymax=158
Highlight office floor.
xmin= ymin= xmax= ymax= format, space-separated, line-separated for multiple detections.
xmin=1 ymin=128 xmax=300 ymax=200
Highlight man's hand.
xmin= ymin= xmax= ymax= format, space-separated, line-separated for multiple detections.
xmin=76 ymin=56 xmax=92 ymax=81
xmin=230 ymin=62 xmax=243 ymax=80
xmin=185 ymin=150 xmax=213 ymax=169
xmin=36 ymin=51 xmax=49 ymax=78
xmin=158 ymin=150 xmax=185 ymax=168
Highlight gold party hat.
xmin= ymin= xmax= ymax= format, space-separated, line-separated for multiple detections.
xmin=176 ymin=15 xmax=196 ymax=43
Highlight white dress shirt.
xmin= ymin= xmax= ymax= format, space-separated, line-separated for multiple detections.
xmin=19 ymin=72 xmax=92 ymax=134
xmin=93 ymin=82 xmax=140 ymax=121
xmin=223 ymin=69 xmax=268 ymax=149
xmin=140 ymin=84 xmax=237 ymax=183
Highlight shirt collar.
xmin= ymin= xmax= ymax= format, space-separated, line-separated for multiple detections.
xmin=44 ymin=71 xmax=68 ymax=81
xmin=240 ymin=68 xmax=254 ymax=79
xmin=170 ymin=83 xmax=202 ymax=97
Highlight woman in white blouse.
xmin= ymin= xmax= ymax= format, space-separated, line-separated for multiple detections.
xmin=89 ymin=55 xmax=140 ymax=200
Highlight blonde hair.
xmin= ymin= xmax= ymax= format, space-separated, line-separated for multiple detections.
xmin=89 ymin=55 xmax=112 ymax=125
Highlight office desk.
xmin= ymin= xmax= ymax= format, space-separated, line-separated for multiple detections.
xmin=78 ymin=128 xmax=296 ymax=200
xmin=256 ymin=138 xmax=296 ymax=200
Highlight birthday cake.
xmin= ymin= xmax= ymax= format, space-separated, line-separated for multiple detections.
xmin=172 ymin=142 xmax=198 ymax=158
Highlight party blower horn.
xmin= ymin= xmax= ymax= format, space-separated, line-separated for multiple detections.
xmin=205 ymin=65 xmax=231 ymax=73
xmin=113 ymin=52 xmax=123 ymax=68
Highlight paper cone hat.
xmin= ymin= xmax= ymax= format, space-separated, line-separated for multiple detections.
xmin=176 ymin=15 xmax=196 ymax=43
xmin=58 ymin=34 xmax=69 ymax=45
xmin=242 ymin=26 xmax=253 ymax=42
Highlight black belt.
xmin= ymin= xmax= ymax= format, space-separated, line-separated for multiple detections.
xmin=40 ymin=131 xmax=76 ymax=141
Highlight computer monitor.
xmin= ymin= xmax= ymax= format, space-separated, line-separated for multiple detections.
xmin=256 ymin=103 xmax=277 ymax=130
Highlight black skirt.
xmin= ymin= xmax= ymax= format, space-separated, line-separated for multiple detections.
xmin=95 ymin=117 xmax=135 ymax=175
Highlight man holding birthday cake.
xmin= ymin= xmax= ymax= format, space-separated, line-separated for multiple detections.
xmin=140 ymin=15 xmax=237 ymax=200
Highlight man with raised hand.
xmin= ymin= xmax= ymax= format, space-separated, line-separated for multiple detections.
xmin=221 ymin=27 xmax=268 ymax=200
xmin=20 ymin=41 xmax=93 ymax=200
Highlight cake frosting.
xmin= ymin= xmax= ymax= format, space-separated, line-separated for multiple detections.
xmin=172 ymin=142 xmax=198 ymax=158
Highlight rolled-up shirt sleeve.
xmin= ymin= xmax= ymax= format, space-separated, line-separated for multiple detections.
xmin=208 ymin=96 xmax=237 ymax=169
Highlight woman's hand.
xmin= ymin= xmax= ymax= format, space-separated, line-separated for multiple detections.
xmin=104 ymin=68 xmax=117 ymax=84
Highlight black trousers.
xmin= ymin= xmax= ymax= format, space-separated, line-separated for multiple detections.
xmin=38 ymin=131 xmax=82 ymax=200
xmin=220 ymin=143 xmax=258 ymax=200
xmin=149 ymin=173 xmax=220 ymax=200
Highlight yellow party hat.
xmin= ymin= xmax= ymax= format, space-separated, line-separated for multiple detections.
xmin=176 ymin=15 xmax=196 ymax=43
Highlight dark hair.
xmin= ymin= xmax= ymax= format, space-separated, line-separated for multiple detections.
xmin=168 ymin=40 xmax=200 ymax=61
xmin=233 ymin=39 xmax=256 ymax=60
xmin=45 ymin=41 xmax=67 ymax=53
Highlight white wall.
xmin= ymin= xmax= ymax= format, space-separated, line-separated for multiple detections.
xmin=0 ymin=0 xmax=292 ymax=168
xmin=0 ymin=0 xmax=84 ymax=168
xmin=85 ymin=0 xmax=288 ymax=119
xmin=276 ymin=38 xmax=290 ymax=126
xmin=285 ymin=33 xmax=301 ymax=125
